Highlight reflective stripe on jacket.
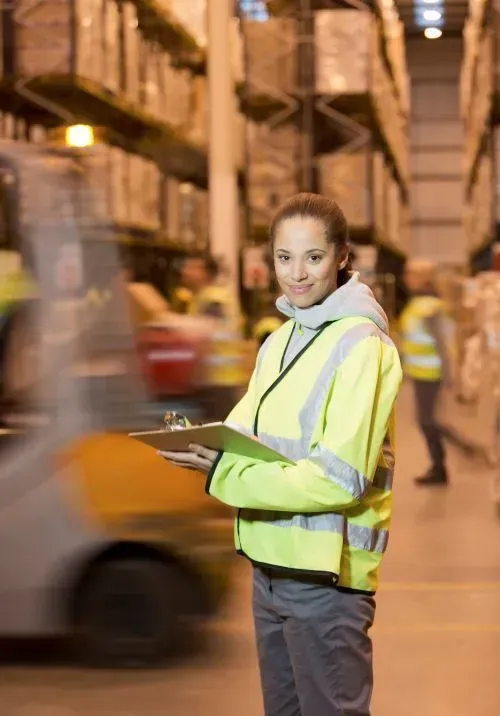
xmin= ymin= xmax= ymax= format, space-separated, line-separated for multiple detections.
xmin=206 ymin=316 xmax=403 ymax=593
xmin=400 ymin=295 xmax=443 ymax=381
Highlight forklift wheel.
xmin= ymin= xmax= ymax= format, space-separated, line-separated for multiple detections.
xmin=75 ymin=558 xmax=190 ymax=668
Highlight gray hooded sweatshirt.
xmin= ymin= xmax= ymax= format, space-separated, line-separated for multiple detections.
xmin=275 ymin=272 xmax=390 ymax=368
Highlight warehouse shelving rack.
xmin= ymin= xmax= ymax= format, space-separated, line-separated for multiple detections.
xmin=238 ymin=0 xmax=409 ymax=302
xmin=2 ymin=0 xmax=285 ymax=289
xmin=460 ymin=0 xmax=499 ymax=271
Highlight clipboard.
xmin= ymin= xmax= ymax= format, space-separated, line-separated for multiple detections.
xmin=128 ymin=423 xmax=295 ymax=465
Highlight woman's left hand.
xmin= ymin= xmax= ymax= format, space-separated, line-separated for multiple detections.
xmin=158 ymin=443 xmax=219 ymax=474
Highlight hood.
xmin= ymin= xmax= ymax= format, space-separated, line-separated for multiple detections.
xmin=275 ymin=272 xmax=389 ymax=334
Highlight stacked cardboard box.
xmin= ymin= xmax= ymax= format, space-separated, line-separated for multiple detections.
xmin=385 ymin=172 xmax=401 ymax=247
xmin=106 ymin=147 xmax=129 ymax=225
xmin=317 ymin=151 xmax=371 ymax=228
xmin=121 ymin=2 xmax=140 ymax=104
xmin=469 ymin=150 xmax=493 ymax=253
xmin=196 ymin=188 xmax=209 ymax=245
xmin=103 ymin=0 xmax=120 ymax=93
xmin=372 ymin=151 xmax=386 ymax=239
xmin=141 ymin=41 xmax=162 ymax=119
xmin=162 ymin=61 xmax=192 ymax=129
xmin=465 ymin=28 xmax=493 ymax=179
xmin=29 ymin=125 xmax=48 ymax=144
xmin=188 ymin=75 xmax=208 ymax=147
xmin=16 ymin=0 xmax=104 ymax=82
xmin=179 ymin=182 xmax=199 ymax=246
xmin=143 ymin=160 xmax=161 ymax=231
xmin=245 ymin=19 xmax=296 ymax=98
xmin=247 ymin=124 xmax=298 ymax=227
xmin=315 ymin=10 xmax=371 ymax=95
xmin=163 ymin=176 xmax=181 ymax=239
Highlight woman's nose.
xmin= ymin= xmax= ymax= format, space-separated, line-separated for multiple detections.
xmin=291 ymin=262 xmax=307 ymax=282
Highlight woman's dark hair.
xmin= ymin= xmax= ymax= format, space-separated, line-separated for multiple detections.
xmin=269 ymin=192 xmax=353 ymax=287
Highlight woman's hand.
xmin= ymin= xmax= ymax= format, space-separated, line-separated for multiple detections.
xmin=158 ymin=443 xmax=219 ymax=475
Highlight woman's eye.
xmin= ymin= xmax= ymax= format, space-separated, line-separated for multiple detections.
xmin=278 ymin=255 xmax=289 ymax=262
xmin=309 ymin=255 xmax=321 ymax=263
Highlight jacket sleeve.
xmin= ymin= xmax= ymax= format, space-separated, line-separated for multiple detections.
xmin=207 ymin=335 xmax=403 ymax=512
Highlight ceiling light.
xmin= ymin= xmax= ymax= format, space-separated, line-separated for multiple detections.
xmin=423 ymin=9 xmax=442 ymax=20
xmin=421 ymin=0 xmax=440 ymax=4
xmin=424 ymin=27 xmax=442 ymax=38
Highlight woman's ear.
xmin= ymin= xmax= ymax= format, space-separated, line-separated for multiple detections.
xmin=337 ymin=247 xmax=349 ymax=270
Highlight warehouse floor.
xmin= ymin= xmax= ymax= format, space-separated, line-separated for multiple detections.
xmin=1 ymin=382 xmax=500 ymax=716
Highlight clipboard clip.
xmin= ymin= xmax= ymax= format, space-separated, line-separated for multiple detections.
xmin=163 ymin=411 xmax=192 ymax=432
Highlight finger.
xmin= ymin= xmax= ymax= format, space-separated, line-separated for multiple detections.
xmin=189 ymin=444 xmax=218 ymax=460
xmin=162 ymin=450 xmax=194 ymax=462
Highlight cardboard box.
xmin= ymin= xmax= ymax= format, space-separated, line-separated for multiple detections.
xmin=179 ymin=183 xmax=200 ymax=246
xmin=128 ymin=154 xmax=145 ymax=226
xmin=189 ymin=75 xmax=208 ymax=147
xmin=143 ymin=43 xmax=161 ymax=119
xmin=142 ymin=160 xmax=161 ymax=231
xmin=107 ymin=147 xmax=129 ymax=225
xmin=245 ymin=18 xmax=296 ymax=98
xmin=373 ymin=151 xmax=386 ymax=237
xmin=15 ymin=0 xmax=107 ymax=82
xmin=315 ymin=10 xmax=372 ymax=95
xmin=103 ymin=0 xmax=120 ymax=94
xmin=164 ymin=176 xmax=181 ymax=238
xmin=318 ymin=151 xmax=371 ymax=228
xmin=385 ymin=173 xmax=400 ymax=246
xmin=122 ymin=2 xmax=140 ymax=103
xmin=30 ymin=125 xmax=48 ymax=144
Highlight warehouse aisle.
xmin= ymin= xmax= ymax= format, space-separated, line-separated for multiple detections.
xmin=373 ymin=382 xmax=500 ymax=715
xmin=1 ymin=382 xmax=500 ymax=716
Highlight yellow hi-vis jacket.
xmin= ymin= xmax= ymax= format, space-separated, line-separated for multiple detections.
xmin=206 ymin=316 xmax=403 ymax=593
xmin=0 ymin=269 xmax=33 ymax=315
xmin=189 ymin=284 xmax=247 ymax=387
xmin=400 ymin=295 xmax=443 ymax=381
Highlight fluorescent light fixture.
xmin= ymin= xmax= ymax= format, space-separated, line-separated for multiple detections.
xmin=424 ymin=27 xmax=442 ymax=38
xmin=423 ymin=9 xmax=442 ymax=20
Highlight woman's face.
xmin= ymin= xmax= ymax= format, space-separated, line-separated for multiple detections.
xmin=273 ymin=216 xmax=343 ymax=308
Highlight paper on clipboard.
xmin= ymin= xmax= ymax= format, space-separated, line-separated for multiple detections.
xmin=128 ymin=423 xmax=295 ymax=465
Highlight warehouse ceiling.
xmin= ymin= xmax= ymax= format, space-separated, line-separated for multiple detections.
xmin=396 ymin=0 xmax=468 ymax=36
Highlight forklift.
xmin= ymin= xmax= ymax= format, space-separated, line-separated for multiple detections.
xmin=0 ymin=140 xmax=234 ymax=667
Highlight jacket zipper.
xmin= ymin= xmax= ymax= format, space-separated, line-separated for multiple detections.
xmin=237 ymin=321 xmax=330 ymax=560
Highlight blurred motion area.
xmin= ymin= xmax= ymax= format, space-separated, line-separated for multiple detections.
xmin=0 ymin=1 xmax=500 ymax=716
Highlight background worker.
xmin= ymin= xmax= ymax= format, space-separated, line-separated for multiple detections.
xmin=401 ymin=259 xmax=478 ymax=486
xmin=177 ymin=253 xmax=246 ymax=420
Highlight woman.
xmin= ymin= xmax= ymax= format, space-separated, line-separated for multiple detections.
xmin=160 ymin=193 xmax=403 ymax=716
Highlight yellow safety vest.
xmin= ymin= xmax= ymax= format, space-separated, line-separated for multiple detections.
xmin=400 ymin=295 xmax=443 ymax=381
xmin=0 ymin=270 xmax=33 ymax=315
xmin=206 ymin=316 xmax=403 ymax=593
xmin=189 ymin=285 xmax=247 ymax=387
xmin=253 ymin=316 xmax=283 ymax=343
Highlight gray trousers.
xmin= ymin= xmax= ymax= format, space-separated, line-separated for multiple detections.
xmin=253 ymin=567 xmax=376 ymax=716
xmin=413 ymin=379 xmax=474 ymax=470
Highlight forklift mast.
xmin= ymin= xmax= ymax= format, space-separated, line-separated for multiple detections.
xmin=0 ymin=140 xmax=151 ymax=441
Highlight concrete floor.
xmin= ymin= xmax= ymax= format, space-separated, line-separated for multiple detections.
xmin=2 ymin=383 xmax=500 ymax=715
